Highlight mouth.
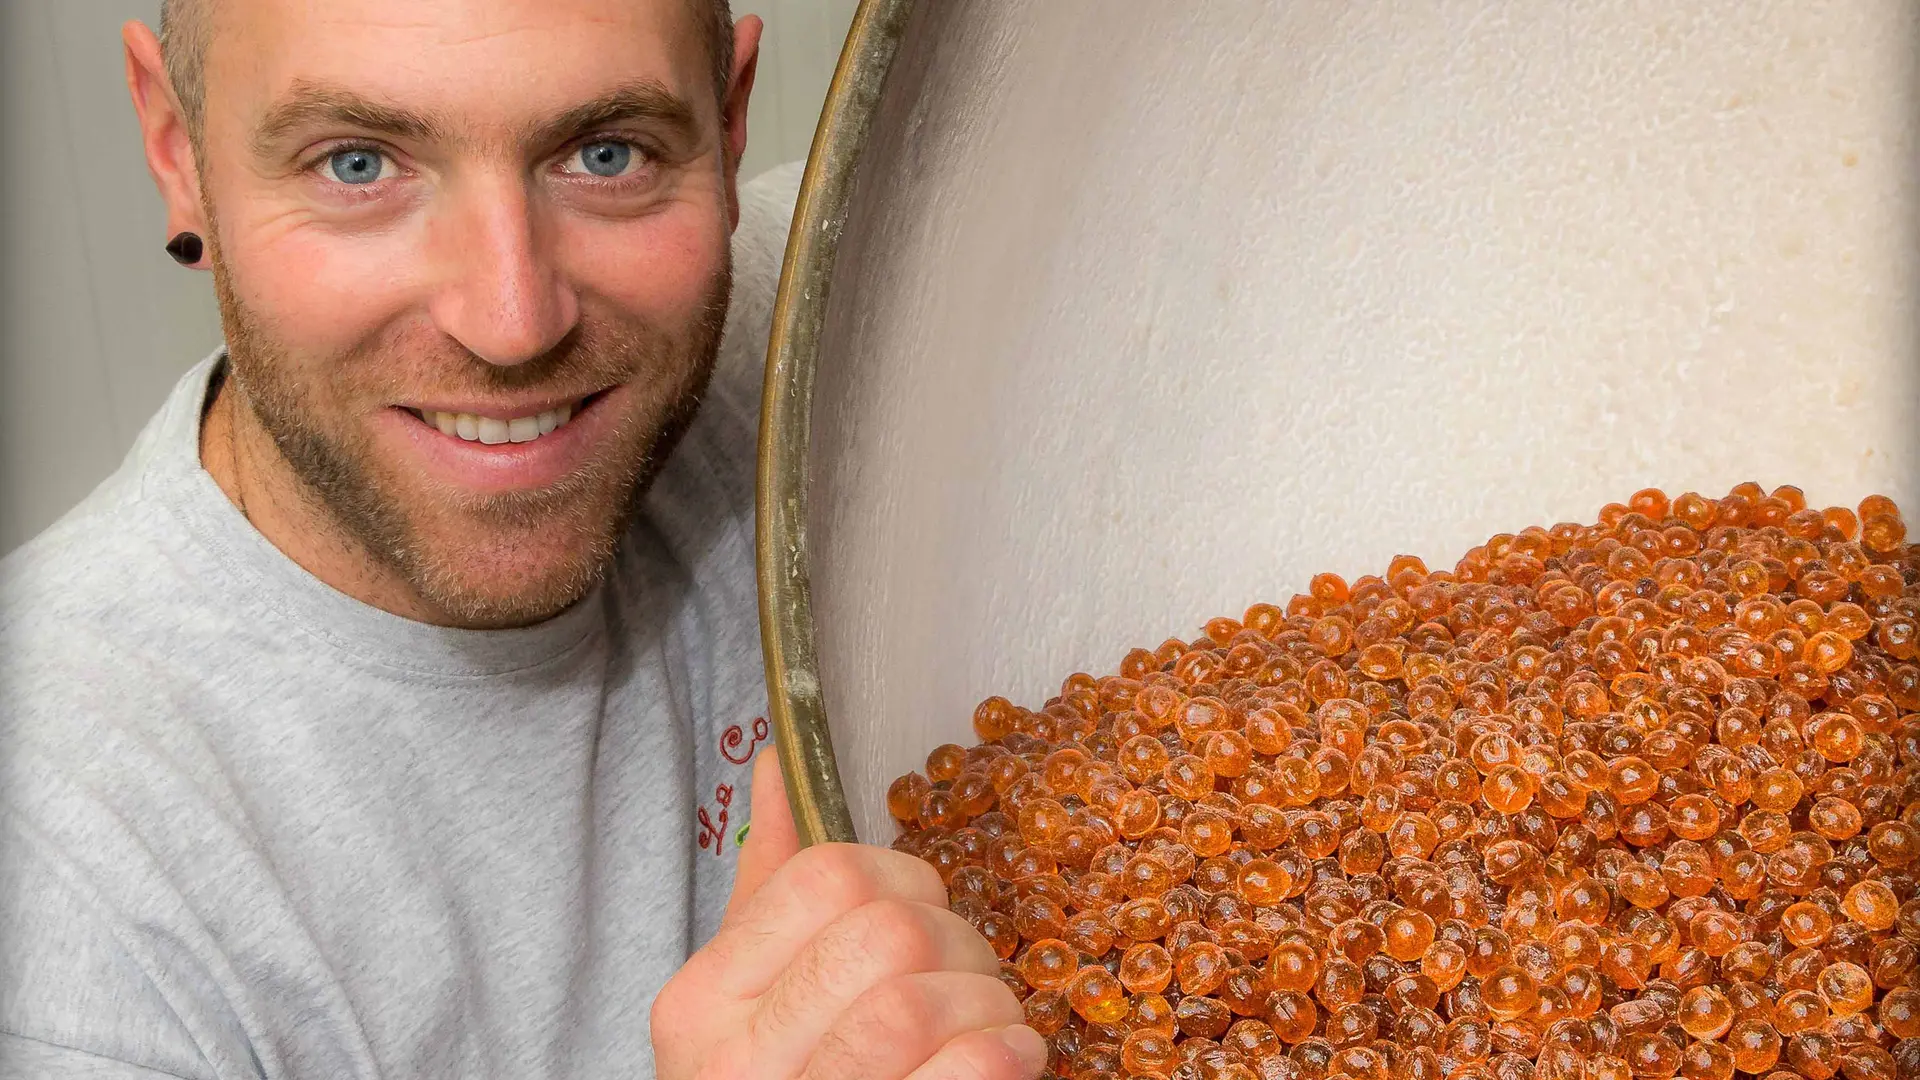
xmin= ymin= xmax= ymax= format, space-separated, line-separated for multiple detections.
xmin=382 ymin=386 xmax=625 ymax=497
xmin=404 ymin=390 xmax=608 ymax=446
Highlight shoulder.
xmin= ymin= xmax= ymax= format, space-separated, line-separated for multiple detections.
xmin=705 ymin=160 xmax=807 ymax=422
xmin=633 ymin=162 xmax=803 ymax=571
xmin=0 ymin=813 xmax=232 ymax=1080
xmin=0 ymin=487 xmax=189 ymax=698
xmin=0 ymin=511 xmax=253 ymax=1077
xmin=0 ymin=364 xmax=250 ymax=794
xmin=1 ymin=355 xmax=221 ymax=667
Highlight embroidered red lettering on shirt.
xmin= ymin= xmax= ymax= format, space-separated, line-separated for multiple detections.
xmin=699 ymin=716 xmax=766 ymax=855
xmin=696 ymin=783 xmax=734 ymax=854
xmin=719 ymin=715 xmax=770 ymax=764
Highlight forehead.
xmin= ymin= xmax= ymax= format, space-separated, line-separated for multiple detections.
xmin=206 ymin=0 xmax=714 ymax=132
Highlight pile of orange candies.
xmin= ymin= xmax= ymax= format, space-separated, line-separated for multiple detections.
xmin=886 ymin=484 xmax=1920 ymax=1080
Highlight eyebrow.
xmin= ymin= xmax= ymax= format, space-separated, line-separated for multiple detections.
xmin=528 ymin=81 xmax=701 ymax=151
xmin=250 ymin=79 xmax=702 ymax=160
xmin=252 ymin=81 xmax=447 ymax=156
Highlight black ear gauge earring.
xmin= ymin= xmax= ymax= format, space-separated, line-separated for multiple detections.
xmin=165 ymin=232 xmax=204 ymax=266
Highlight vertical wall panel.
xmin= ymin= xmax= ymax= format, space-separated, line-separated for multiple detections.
xmin=0 ymin=0 xmax=855 ymax=554
xmin=0 ymin=1 xmax=145 ymax=552
xmin=742 ymin=0 xmax=861 ymax=178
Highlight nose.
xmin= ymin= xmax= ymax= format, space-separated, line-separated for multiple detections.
xmin=426 ymin=175 xmax=579 ymax=366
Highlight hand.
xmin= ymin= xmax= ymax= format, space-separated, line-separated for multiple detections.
xmin=651 ymin=750 xmax=1049 ymax=1080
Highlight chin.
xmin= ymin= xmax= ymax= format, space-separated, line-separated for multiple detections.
xmin=401 ymin=514 xmax=625 ymax=628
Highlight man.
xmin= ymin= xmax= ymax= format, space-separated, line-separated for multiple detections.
xmin=0 ymin=1 xmax=1045 ymax=1077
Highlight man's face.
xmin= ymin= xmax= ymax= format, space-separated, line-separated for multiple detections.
xmin=196 ymin=0 xmax=739 ymax=626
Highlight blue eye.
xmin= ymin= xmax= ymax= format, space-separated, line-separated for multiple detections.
xmin=575 ymin=141 xmax=634 ymax=177
xmin=328 ymin=149 xmax=388 ymax=185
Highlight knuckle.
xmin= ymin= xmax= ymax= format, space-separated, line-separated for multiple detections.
xmin=852 ymin=899 xmax=942 ymax=971
xmin=860 ymin=976 xmax=945 ymax=1040
xmin=877 ymin=848 xmax=948 ymax=903
xmin=787 ymin=844 xmax=882 ymax=911
xmin=649 ymin=972 xmax=692 ymax=1034
xmin=747 ymin=975 xmax=808 ymax=1048
xmin=649 ymin=967 xmax=713 ymax=1064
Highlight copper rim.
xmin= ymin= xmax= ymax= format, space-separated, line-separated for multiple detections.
xmin=755 ymin=0 xmax=918 ymax=847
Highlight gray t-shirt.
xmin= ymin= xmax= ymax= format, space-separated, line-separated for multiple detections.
xmin=0 ymin=164 xmax=803 ymax=1079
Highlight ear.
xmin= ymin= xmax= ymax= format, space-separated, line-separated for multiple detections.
xmin=721 ymin=14 xmax=762 ymax=233
xmin=123 ymin=20 xmax=209 ymax=268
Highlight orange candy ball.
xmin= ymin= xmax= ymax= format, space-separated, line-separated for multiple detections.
xmin=886 ymin=485 xmax=1916 ymax=1076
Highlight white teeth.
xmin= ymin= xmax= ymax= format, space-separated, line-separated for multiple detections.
xmin=421 ymin=402 xmax=582 ymax=444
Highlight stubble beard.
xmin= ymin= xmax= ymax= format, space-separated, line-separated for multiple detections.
xmin=209 ymin=253 xmax=734 ymax=629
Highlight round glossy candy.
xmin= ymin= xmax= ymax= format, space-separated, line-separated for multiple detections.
xmin=1677 ymin=986 xmax=1733 ymax=1039
xmin=1119 ymin=942 xmax=1174 ymax=994
xmin=1121 ymin=853 xmax=1175 ymax=899
xmin=887 ymin=484 xmax=1917 ymax=1075
xmin=1176 ymin=941 xmax=1231 ymax=996
xmin=1385 ymin=908 xmax=1437 ymax=961
xmin=1608 ymin=757 xmax=1660 ymax=804
xmin=1237 ymin=859 xmax=1291 ymax=905
xmin=1726 ymin=1020 xmax=1782 ymax=1073
xmin=1780 ymin=902 xmax=1833 ymax=947
xmin=1114 ymin=787 xmax=1161 ymax=839
xmin=1680 ymin=1040 xmax=1734 ymax=1080
xmin=1842 ymin=881 xmax=1899 ymax=930
xmin=1018 ymin=938 xmax=1078 ymax=991
xmin=1482 ymin=765 xmax=1536 ymax=814
xmin=1773 ymin=990 xmax=1828 ymax=1035
xmin=1112 ymin=897 xmax=1173 ymax=941
xmin=1268 ymin=941 xmax=1321 ymax=992
xmin=1624 ymin=1033 xmax=1682 ymax=1080
xmin=886 ymin=773 xmax=930 ymax=821
xmin=1065 ymin=964 xmax=1129 ymax=1024
xmin=1121 ymin=1027 xmax=1179 ymax=1076
xmin=1616 ymin=863 xmax=1670 ymax=909
xmin=1880 ymin=987 xmax=1920 ymax=1039
xmin=1175 ymin=995 xmax=1233 ymax=1039
xmin=1021 ymin=988 xmax=1069 ymax=1035
xmin=1016 ymin=797 xmax=1070 ymax=845
xmin=1817 ymin=962 xmax=1875 ymax=1017
xmin=1181 ymin=809 xmax=1234 ymax=857
xmin=1482 ymin=965 xmax=1540 ymax=1021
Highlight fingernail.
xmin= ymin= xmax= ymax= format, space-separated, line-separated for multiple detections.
xmin=997 ymin=1024 xmax=1048 ymax=1074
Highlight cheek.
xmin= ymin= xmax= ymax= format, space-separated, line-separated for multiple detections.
xmin=559 ymin=205 xmax=727 ymax=326
xmin=224 ymin=208 xmax=424 ymax=371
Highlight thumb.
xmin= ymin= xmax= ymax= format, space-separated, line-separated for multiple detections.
xmin=725 ymin=746 xmax=801 ymax=924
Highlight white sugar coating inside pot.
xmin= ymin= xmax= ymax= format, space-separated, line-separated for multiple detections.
xmin=801 ymin=0 xmax=1920 ymax=844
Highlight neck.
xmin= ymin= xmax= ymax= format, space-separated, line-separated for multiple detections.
xmin=199 ymin=371 xmax=454 ymax=625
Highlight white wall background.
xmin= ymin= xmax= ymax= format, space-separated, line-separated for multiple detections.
xmin=799 ymin=0 xmax=1920 ymax=842
xmin=0 ymin=0 xmax=857 ymax=554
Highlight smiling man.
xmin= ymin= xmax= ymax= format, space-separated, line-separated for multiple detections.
xmin=0 ymin=2 xmax=1043 ymax=1079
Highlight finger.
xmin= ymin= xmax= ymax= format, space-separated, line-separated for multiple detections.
xmin=750 ymin=901 xmax=1003 ymax=1077
xmin=796 ymin=972 xmax=1032 ymax=1080
xmin=654 ymin=748 xmax=806 ymax=1062
xmin=725 ymin=746 xmax=801 ymax=925
xmin=695 ymin=842 xmax=949 ymax=1000
xmin=900 ymin=1025 xmax=1049 ymax=1080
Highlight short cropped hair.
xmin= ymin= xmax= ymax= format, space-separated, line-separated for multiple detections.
xmin=158 ymin=0 xmax=736 ymax=145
